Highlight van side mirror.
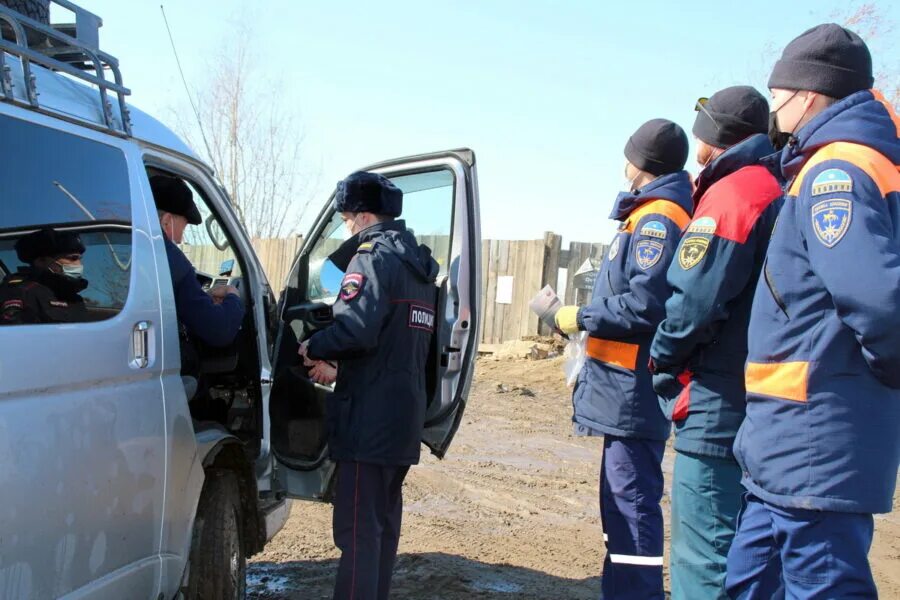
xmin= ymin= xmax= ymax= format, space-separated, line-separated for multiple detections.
xmin=205 ymin=214 xmax=230 ymax=251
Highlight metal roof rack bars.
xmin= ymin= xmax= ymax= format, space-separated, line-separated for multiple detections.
xmin=0 ymin=0 xmax=131 ymax=135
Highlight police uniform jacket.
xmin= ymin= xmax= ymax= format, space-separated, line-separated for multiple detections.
xmin=0 ymin=268 xmax=93 ymax=324
xmin=650 ymin=134 xmax=783 ymax=458
xmin=572 ymin=171 xmax=694 ymax=440
xmin=734 ymin=90 xmax=900 ymax=513
xmin=307 ymin=220 xmax=440 ymax=466
xmin=164 ymin=238 xmax=244 ymax=348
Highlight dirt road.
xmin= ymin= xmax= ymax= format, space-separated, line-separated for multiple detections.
xmin=248 ymin=357 xmax=900 ymax=599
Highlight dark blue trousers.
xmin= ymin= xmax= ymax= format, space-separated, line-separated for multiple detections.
xmin=333 ymin=461 xmax=410 ymax=600
xmin=600 ymin=435 xmax=666 ymax=600
xmin=726 ymin=492 xmax=876 ymax=599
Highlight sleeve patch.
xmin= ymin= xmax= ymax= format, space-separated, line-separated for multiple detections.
xmin=687 ymin=216 xmax=717 ymax=234
xmin=679 ymin=236 xmax=710 ymax=270
xmin=608 ymin=235 xmax=621 ymax=260
xmin=408 ymin=304 xmax=435 ymax=332
xmin=811 ymin=199 xmax=852 ymax=248
xmin=634 ymin=239 xmax=664 ymax=270
xmin=811 ymin=168 xmax=853 ymax=196
xmin=2 ymin=299 xmax=24 ymax=320
xmin=340 ymin=273 xmax=366 ymax=301
xmin=639 ymin=220 xmax=667 ymax=239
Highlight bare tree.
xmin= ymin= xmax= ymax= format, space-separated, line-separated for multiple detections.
xmin=835 ymin=2 xmax=899 ymax=109
xmin=173 ymin=24 xmax=319 ymax=239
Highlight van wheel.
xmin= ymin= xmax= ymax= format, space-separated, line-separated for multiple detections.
xmin=0 ymin=0 xmax=50 ymax=23
xmin=186 ymin=470 xmax=247 ymax=599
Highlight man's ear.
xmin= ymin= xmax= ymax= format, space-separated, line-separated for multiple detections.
xmin=802 ymin=91 xmax=819 ymax=111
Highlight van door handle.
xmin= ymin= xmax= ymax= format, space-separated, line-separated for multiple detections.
xmin=131 ymin=321 xmax=151 ymax=369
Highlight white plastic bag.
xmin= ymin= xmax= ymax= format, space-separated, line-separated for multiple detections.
xmin=563 ymin=331 xmax=588 ymax=387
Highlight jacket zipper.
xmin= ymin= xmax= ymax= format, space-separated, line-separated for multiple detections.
xmin=763 ymin=262 xmax=789 ymax=318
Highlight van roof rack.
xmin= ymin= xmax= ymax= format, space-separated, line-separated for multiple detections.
xmin=0 ymin=0 xmax=131 ymax=135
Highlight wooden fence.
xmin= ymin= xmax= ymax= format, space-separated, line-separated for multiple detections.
xmin=182 ymin=232 xmax=605 ymax=344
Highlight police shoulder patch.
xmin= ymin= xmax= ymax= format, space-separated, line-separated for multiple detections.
xmin=687 ymin=216 xmax=717 ymax=235
xmin=639 ymin=220 xmax=667 ymax=239
xmin=811 ymin=168 xmax=853 ymax=196
xmin=340 ymin=273 xmax=365 ymax=301
xmin=811 ymin=198 xmax=852 ymax=248
xmin=634 ymin=239 xmax=664 ymax=270
xmin=679 ymin=236 xmax=710 ymax=270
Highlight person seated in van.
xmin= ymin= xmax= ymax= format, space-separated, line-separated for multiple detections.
xmin=150 ymin=175 xmax=244 ymax=370
xmin=0 ymin=228 xmax=93 ymax=324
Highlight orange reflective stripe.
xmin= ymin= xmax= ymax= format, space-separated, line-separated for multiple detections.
xmin=745 ymin=361 xmax=809 ymax=403
xmin=624 ymin=199 xmax=691 ymax=233
xmin=586 ymin=337 xmax=639 ymax=370
xmin=788 ymin=141 xmax=900 ymax=198
xmin=871 ymin=89 xmax=900 ymax=138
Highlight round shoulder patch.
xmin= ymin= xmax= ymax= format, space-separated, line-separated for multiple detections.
xmin=811 ymin=168 xmax=853 ymax=197
xmin=687 ymin=216 xmax=717 ymax=235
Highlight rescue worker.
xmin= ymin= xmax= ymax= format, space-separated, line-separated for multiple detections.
xmin=0 ymin=228 xmax=93 ymax=324
xmin=726 ymin=24 xmax=900 ymax=599
xmin=150 ymin=175 xmax=244 ymax=356
xmin=648 ymin=86 xmax=782 ymax=600
xmin=554 ymin=119 xmax=692 ymax=600
xmin=299 ymin=171 xmax=440 ymax=600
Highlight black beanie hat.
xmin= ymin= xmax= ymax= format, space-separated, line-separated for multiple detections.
xmin=15 ymin=228 xmax=86 ymax=263
xmin=693 ymin=86 xmax=769 ymax=148
xmin=624 ymin=119 xmax=689 ymax=176
xmin=332 ymin=171 xmax=403 ymax=217
xmin=768 ymin=23 xmax=873 ymax=99
xmin=150 ymin=175 xmax=202 ymax=225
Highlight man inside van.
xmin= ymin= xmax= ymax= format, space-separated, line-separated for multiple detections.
xmin=149 ymin=175 xmax=245 ymax=382
xmin=0 ymin=228 xmax=92 ymax=324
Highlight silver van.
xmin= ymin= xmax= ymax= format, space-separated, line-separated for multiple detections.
xmin=0 ymin=2 xmax=482 ymax=598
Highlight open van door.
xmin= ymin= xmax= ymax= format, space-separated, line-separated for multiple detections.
xmin=269 ymin=149 xmax=481 ymax=500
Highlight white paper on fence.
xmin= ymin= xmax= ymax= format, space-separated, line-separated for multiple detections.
xmin=528 ymin=284 xmax=562 ymax=329
xmin=563 ymin=331 xmax=588 ymax=387
xmin=495 ymin=275 xmax=514 ymax=304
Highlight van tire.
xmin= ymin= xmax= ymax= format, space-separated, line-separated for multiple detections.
xmin=186 ymin=470 xmax=247 ymax=600
xmin=0 ymin=0 xmax=50 ymax=24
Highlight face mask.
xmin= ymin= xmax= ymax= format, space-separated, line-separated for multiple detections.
xmin=57 ymin=262 xmax=84 ymax=280
xmin=342 ymin=215 xmax=362 ymax=240
xmin=623 ymin=167 xmax=640 ymax=192
xmin=768 ymin=91 xmax=801 ymax=151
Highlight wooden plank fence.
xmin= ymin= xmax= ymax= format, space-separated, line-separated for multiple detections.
xmin=183 ymin=232 xmax=604 ymax=345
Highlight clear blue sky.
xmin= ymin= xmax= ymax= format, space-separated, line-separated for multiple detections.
xmin=77 ymin=0 xmax=898 ymax=243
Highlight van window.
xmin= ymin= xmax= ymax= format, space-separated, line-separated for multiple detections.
xmin=0 ymin=115 xmax=132 ymax=324
xmin=304 ymin=169 xmax=455 ymax=303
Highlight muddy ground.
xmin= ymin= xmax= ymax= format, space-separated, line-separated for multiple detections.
xmin=248 ymin=357 xmax=900 ymax=599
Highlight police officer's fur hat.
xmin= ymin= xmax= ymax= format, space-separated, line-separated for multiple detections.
xmin=332 ymin=171 xmax=403 ymax=218
xmin=150 ymin=175 xmax=202 ymax=225
xmin=15 ymin=228 xmax=86 ymax=264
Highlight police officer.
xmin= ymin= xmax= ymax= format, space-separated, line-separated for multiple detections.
xmin=0 ymin=228 xmax=93 ymax=324
xmin=727 ymin=25 xmax=900 ymax=599
xmin=554 ymin=119 xmax=692 ymax=600
xmin=299 ymin=171 xmax=440 ymax=600
xmin=648 ymin=87 xmax=782 ymax=600
xmin=150 ymin=175 xmax=244 ymax=397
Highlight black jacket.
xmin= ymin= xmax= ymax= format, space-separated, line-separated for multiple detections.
xmin=0 ymin=268 xmax=93 ymax=324
xmin=307 ymin=220 xmax=440 ymax=466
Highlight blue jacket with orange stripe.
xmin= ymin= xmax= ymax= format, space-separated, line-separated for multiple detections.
xmin=734 ymin=90 xmax=900 ymax=513
xmin=572 ymin=171 xmax=693 ymax=441
xmin=650 ymin=134 xmax=783 ymax=459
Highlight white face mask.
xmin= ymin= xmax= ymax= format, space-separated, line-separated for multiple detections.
xmin=57 ymin=262 xmax=84 ymax=280
xmin=624 ymin=168 xmax=640 ymax=192
xmin=342 ymin=215 xmax=363 ymax=240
